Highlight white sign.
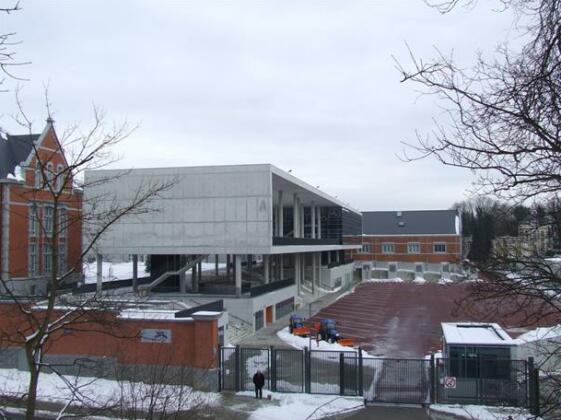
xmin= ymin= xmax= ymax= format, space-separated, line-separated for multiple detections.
xmin=444 ymin=376 xmax=457 ymax=389
xmin=141 ymin=329 xmax=172 ymax=343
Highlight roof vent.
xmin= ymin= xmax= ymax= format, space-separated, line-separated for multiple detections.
xmin=396 ymin=211 xmax=402 ymax=217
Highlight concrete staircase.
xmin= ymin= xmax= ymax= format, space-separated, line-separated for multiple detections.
xmin=138 ymin=254 xmax=208 ymax=295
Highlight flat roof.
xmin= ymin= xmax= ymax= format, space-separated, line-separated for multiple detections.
xmin=442 ymin=322 xmax=515 ymax=346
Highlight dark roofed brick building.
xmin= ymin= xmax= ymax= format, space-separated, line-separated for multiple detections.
xmin=345 ymin=210 xmax=463 ymax=281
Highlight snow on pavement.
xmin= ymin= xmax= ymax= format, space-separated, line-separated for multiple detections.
xmin=277 ymin=327 xmax=370 ymax=357
xmin=430 ymin=404 xmax=540 ymax=420
xmin=237 ymin=391 xmax=364 ymax=420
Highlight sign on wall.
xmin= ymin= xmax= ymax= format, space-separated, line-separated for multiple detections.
xmin=444 ymin=376 xmax=457 ymax=389
xmin=140 ymin=329 xmax=172 ymax=343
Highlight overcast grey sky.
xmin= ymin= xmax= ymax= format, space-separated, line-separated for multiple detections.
xmin=0 ymin=1 xmax=519 ymax=211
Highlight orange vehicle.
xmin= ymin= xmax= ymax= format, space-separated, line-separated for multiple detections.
xmin=314 ymin=319 xmax=354 ymax=347
xmin=289 ymin=315 xmax=311 ymax=337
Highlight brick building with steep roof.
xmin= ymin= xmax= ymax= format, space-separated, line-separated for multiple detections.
xmin=0 ymin=119 xmax=82 ymax=296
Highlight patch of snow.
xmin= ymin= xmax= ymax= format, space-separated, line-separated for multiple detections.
xmin=515 ymin=324 xmax=561 ymax=343
xmin=276 ymin=327 xmax=369 ymax=357
xmin=442 ymin=322 xmax=514 ymax=346
xmin=237 ymin=391 xmax=364 ymax=420
xmin=0 ymin=368 xmax=220 ymax=412
xmin=119 ymin=309 xmax=192 ymax=321
xmin=413 ymin=277 xmax=426 ymax=284
xmin=455 ymin=214 xmax=460 ymax=235
xmin=364 ymin=277 xmax=404 ymax=283
xmin=430 ymin=404 xmax=539 ymax=420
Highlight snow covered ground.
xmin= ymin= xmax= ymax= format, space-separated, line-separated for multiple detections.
xmin=83 ymin=261 xmax=226 ymax=284
xmin=430 ymin=404 xmax=539 ymax=419
xmin=277 ymin=327 xmax=370 ymax=357
xmin=0 ymin=368 xmax=220 ymax=412
xmin=237 ymin=391 xmax=364 ymax=420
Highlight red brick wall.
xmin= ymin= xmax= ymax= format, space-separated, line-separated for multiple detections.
xmin=344 ymin=235 xmax=461 ymax=264
xmin=0 ymin=304 xmax=218 ymax=369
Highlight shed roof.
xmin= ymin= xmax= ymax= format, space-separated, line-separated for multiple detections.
xmin=442 ymin=322 xmax=515 ymax=346
xmin=362 ymin=210 xmax=459 ymax=235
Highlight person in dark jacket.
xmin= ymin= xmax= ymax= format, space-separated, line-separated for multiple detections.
xmin=252 ymin=370 xmax=265 ymax=399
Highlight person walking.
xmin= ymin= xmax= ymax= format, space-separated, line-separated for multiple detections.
xmin=252 ymin=370 xmax=265 ymax=399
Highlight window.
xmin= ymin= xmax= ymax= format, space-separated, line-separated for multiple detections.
xmin=59 ymin=208 xmax=67 ymax=238
xmin=35 ymin=166 xmax=43 ymax=188
xmin=29 ymin=243 xmax=38 ymax=276
xmin=381 ymin=243 xmax=395 ymax=254
xmin=361 ymin=244 xmax=371 ymax=253
xmin=415 ymin=263 xmax=424 ymax=274
xmin=275 ymin=298 xmax=294 ymax=320
xmin=29 ymin=204 xmax=38 ymax=237
xmin=442 ymin=263 xmax=450 ymax=273
xmin=407 ymin=242 xmax=421 ymax=254
xmin=254 ymin=310 xmax=264 ymax=331
xmin=59 ymin=242 xmax=67 ymax=274
xmin=44 ymin=207 xmax=53 ymax=234
xmin=47 ymin=162 xmax=54 ymax=185
xmin=43 ymin=244 xmax=52 ymax=274
xmin=388 ymin=263 xmax=397 ymax=273
xmin=433 ymin=243 xmax=447 ymax=253
xmin=56 ymin=164 xmax=64 ymax=191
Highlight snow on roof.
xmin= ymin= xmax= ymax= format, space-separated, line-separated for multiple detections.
xmin=442 ymin=322 xmax=515 ymax=346
xmin=119 ymin=309 xmax=192 ymax=322
xmin=191 ymin=311 xmax=221 ymax=316
xmin=515 ymin=325 xmax=561 ymax=343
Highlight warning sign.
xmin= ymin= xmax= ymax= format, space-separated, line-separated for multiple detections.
xmin=444 ymin=376 xmax=457 ymax=389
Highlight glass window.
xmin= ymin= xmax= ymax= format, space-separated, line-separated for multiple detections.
xmin=381 ymin=243 xmax=395 ymax=254
xmin=29 ymin=243 xmax=38 ymax=276
xmin=59 ymin=242 xmax=66 ymax=275
xmin=388 ymin=263 xmax=397 ymax=273
xmin=35 ymin=167 xmax=43 ymax=189
xmin=44 ymin=207 xmax=53 ymax=234
xmin=407 ymin=242 xmax=421 ymax=254
xmin=275 ymin=298 xmax=294 ymax=320
xmin=43 ymin=243 xmax=52 ymax=274
xmin=433 ymin=243 xmax=447 ymax=253
xmin=415 ymin=263 xmax=423 ymax=273
xmin=442 ymin=263 xmax=450 ymax=273
xmin=56 ymin=164 xmax=64 ymax=191
xmin=361 ymin=244 xmax=371 ymax=253
xmin=59 ymin=208 xmax=67 ymax=238
xmin=29 ymin=204 xmax=38 ymax=237
xmin=254 ymin=310 xmax=264 ymax=331
xmin=47 ymin=162 xmax=54 ymax=185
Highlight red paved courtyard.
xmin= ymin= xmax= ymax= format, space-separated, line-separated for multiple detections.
xmin=309 ymin=282 xmax=560 ymax=358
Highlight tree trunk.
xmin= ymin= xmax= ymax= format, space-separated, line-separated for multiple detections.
xmin=26 ymin=364 xmax=39 ymax=420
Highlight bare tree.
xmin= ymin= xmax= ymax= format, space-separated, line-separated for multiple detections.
xmin=0 ymin=96 xmax=174 ymax=419
xmin=398 ymin=0 xmax=561 ymax=415
xmin=0 ymin=1 xmax=28 ymax=92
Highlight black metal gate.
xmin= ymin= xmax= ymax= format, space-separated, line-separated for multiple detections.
xmin=219 ymin=346 xmax=237 ymax=391
xmin=363 ymin=358 xmax=430 ymax=404
xmin=273 ymin=348 xmax=305 ymax=393
xmin=240 ymin=347 xmax=270 ymax=391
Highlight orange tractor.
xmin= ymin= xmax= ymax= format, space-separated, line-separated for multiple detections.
xmin=289 ymin=315 xmax=311 ymax=337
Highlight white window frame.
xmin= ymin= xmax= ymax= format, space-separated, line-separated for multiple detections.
xmin=433 ymin=242 xmax=447 ymax=254
xmin=35 ymin=166 xmax=43 ymax=189
xmin=44 ymin=206 xmax=54 ymax=234
xmin=56 ymin=163 xmax=65 ymax=191
xmin=407 ymin=242 xmax=421 ymax=254
xmin=43 ymin=243 xmax=52 ymax=274
xmin=47 ymin=162 xmax=54 ymax=185
xmin=381 ymin=243 xmax=395 ymax=254
xmin=29 ymin=243 xmax=38 ymax=276
xmin=361 ymin=244 xmax=371 ymax=254
xmin=59 ymin=207 xmax=67 ymax=238
xmin=29 ymin=204 xmax=38 ymax=237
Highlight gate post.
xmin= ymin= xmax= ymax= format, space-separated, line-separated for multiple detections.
xmin=235 ymin=345 xmax=241 ymax=392
xmin=528 ymin=357 xmax=540 ymax=416
xmin=218 ymin=344 xmax=222 ymax=392
xmin=430 ymin=353 xmax=435 ymax=404
xmin=339 ymin=353 xmax=345 ymax=396
xmin=270 ymin=346 xmax=277 ymax=392
xmin=358 ymin=347 xmax=363 ymax=397
xmin=305 ymin=347 xmax=311 ymax=394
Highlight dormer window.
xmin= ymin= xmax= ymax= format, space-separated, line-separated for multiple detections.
xmin=56 ymin=164 xmax=65 ymax=191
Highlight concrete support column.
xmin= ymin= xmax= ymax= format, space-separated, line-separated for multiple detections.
xmin=300 ymin=204 xmax=305 ymax=238
xmin=235 ymin=255 xmax=242 ymax=297
xmin=193 ymin=262 xmax=200 ymax=293
xmin=227 ymin=254 xmax=231 ymax=280
xmin=263 ymin=254 xmax=270 ymax=284
xmin=280 ymin=255 xmax=284 ymax=280
xmin=311 ymin=252 xmax=316 ymax=294
xmin=327 ymin=251 xmax=331 ymax=265
xmin=295 ymin=254 xmax=300 ymax=295
xmin=317 ymin=206 xmax=322 ymax=239
xmin=311 ymin=203 xmax=316 ymax=239
xmin=278 ymin=190 xmax=284 ymax=237
xmin=191 ymin=266 xmax=196 ymax=290
xmin=293 ymin=193 xmax=299 ymax=238
xmin=96 ymin=253 xmax=103 ymax=293
xmin=132 ymin=254 xmax=138 ymax=293
xmin=179 ymin=255 xmax=186 ymax=293
xmin=215 ymin=254 xmax=219 ymax=276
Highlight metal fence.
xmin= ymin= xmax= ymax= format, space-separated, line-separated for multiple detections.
xmin=436 ymin=358 xmax=529 ymax=407
xmin=219 ymin=346 xmax=533 ymax=410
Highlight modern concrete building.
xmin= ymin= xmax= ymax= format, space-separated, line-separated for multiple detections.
xmin=84 ymin=164 xmax=361 ymax=335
